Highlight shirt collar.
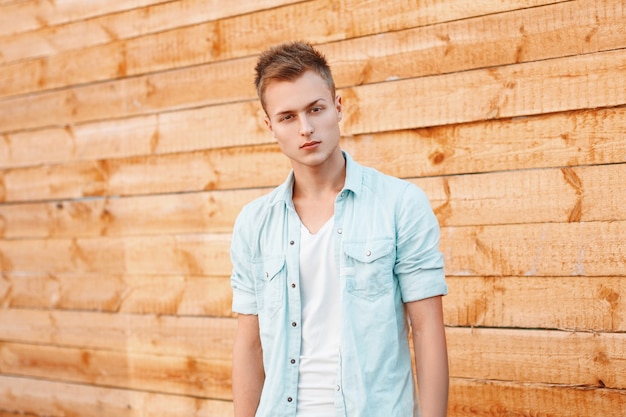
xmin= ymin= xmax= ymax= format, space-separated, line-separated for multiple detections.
xmin=270 ymin=151 xmax=362 ymax=207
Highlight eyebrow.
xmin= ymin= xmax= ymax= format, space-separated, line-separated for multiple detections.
xmin=273 ymin=98 xmax=326 ymax=118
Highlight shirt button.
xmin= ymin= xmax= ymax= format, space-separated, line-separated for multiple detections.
xmin=291 ymin=322 xmax=297 ymax=327
xmin=336 ymin=385 xmax=341 ymax=391
xmin=287 ymin=397 xmax=293 ymax=402
xmin=340 ymin=191 xmax=345 ymax=197
xmin=290 ymin=358 xmax=296 ymax=364
xmin=289 ymin=240 xmax=294 ymax=245
xmin=291 ymin=283 xmax=296 ymax=288
xmin=365 ymin=250 xmax=371 ymax=257
xmin=337 ymin=228 xmax=342 ymax=234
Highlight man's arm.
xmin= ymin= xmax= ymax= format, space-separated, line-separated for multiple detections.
xmin=407 ymin=295 xmax=449 ymax=417
xmin=232 ymin=314 xmax=265 ymax=417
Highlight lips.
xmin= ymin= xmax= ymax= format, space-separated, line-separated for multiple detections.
xmin=300 ymin=141 xmax=320 ymax=149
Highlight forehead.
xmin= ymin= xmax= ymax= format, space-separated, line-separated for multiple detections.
xmin=264 ymin=70 xmax=334 ymax=115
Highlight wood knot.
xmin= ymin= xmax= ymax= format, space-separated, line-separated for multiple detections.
xmin=429 ymin=151 xmax=445 ymax=165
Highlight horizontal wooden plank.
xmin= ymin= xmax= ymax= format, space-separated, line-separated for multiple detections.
xmin=0 ymin=163 xmax=624 ymax=239
xmin=0 ymin=0 xmax=301 ymax=62
xmin=0 ymin=375 xmax=234 ymax=417
xmin=1 ymin=328 xmax=624 ymax=401
xmin=329 ymin=0 xmax=626 ymax=90
xmin=449 ymin=378 xmax=626 ymax=417
xmin=0 ymin=0 xmax=609 ymax=104
xmin=0 ymin=145 xmax=292 ymax=202
xmin=0 ymin=233 xmax=232 ymax=275
xmin=425 ymin=163 xmax=626 ymax=226
xmin=0 ymin=222 xmax=624 ymax=277
xmin=3 ymin=272 xmax=625 ymax=332
xmin=343 ymin=106 xmax=626 ymax=179
xmin=0 ymin=411 xmax=38 ymax=417
xmin=0 ymin=309 xmax=236 ymax=358
xmin=444 ymin=276 xmax=626 ymax=332
xmin=2 ymin=108 xmax=625 ymax=204
xmin=0 ymin=342 xmax=231 ymax=399
xmin=1 ymin=375 xmax=625 ymax=417
xmin=0 ymin=0 xmax=174 ymax=38
xmin=0 ymin=0 xmax=560 ymax=71
xmin=342 ymin=48 xmax=626 ymax=135
xmin=0 ymin=93 xmax=623 ymax=185
xmin=442 ymin=221 xmax=626 ymax=277
xmin=0 ymin=188 xmax=267 ymax=238
xmin=0 ymin=100 xmax=270 ymax=169
xmin=0 ymin=0 xmax=620 ymax=133
xmin=447 ymin=327 xmax=626 ymax=389
xmin=0 ymin=65 xmax=626 ymax=195
xmin=1 ymin=272 xmax=234 ymax=317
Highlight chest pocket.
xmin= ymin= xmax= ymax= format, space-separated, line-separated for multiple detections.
xmin=253 ymin=255 xmax=286 ymax=317
xmin=342 ymin=238 xmax=395 ymax=300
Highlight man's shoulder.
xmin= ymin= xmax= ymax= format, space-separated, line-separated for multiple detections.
xmin=240 ymin=186 xmax=282 ymax=214
xmin=235 ymin=182 xmax=289 ymax=227
xmin=360 ymin=164 xmax=413 ymax=192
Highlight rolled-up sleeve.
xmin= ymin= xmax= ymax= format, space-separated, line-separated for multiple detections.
xmin=394 ymin=183 xmax=447 ymax=302
xmin=230 ymin=210 xmax=258 ymax=315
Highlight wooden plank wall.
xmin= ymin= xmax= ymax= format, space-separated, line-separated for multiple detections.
xmin=0 ymin=0 xmax=625 ymax=415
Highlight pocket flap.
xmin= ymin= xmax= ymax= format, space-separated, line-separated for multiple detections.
xmin=343 ymin=239 xmax=394 ymax=263
xmin=255 ymin=256 xmax=285 ymax=281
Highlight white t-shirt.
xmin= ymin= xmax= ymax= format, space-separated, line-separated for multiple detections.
xmin=296 ymin=217 xmax=340 ymax=416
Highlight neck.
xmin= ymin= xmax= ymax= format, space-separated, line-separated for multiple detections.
xmin=292 ymin=150 xmax=346 ymax=199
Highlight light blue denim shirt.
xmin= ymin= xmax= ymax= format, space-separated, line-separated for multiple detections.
xmin=231 ymin=152 xmax=447 ymax=417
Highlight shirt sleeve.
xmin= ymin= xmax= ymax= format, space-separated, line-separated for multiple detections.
xmin=394 ymin=182 xmax=448 ymax=302
xmin=230 ymin=209 xmax=258 ymax=315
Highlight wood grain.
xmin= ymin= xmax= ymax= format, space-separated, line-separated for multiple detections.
xmin=1 ymin=0 xmax=610 ymax=101
xmin=341 ymin=48 xmax=626 ymax=135
xmin=441 ymin=221 xmax=626 ymax=277
xmin=0 ymin=342 xmax=232 ymax=399
xmin=0 ymin=327 xmax=623 ymax=400
xmin=3 ymin=273 xmax=625 ymax=332
xmin=0 ymin=0 xmax=301 ymax=57
xmin=2 ymin=107 xmax=625 ymax=204
xmin=0 ymin=375 xmax=234 ymax=417
xmin=447 ymin=327 xmax=626 ymax=389
xmin=1 ymin=1 xmax=625 ymax=416
xmin=0 ymin=163 xmax=623 ymax=239
xmin=1 ymin=374 xmax=624 ymax=417
xmin=0 ymin=188 xmax=266 ymax=238
xmin=0 ymin=0 xmax=560 ymax=66
xmin=0 ymin=221 xmax=624 ymax=277
xmin=0 ymin=0 xmax=175 ymax=38
xmin=449 ymin=378 xmax=626 ymax=417
xmin=1 ymin=0 xmax=622 ymax=133
xmin=1 ymin=272 xmax=234 ymax=317
xmin=2 ymin=96 xmax=624 ymax=176
xmin=0 ymin=233 xmax=232 ymax=275
xmin=1 ymin=45 xmax=625 ymax=138
xmin=0 ymin=308 xmax=236 ymax=358
xmin=444 ymin=276 xmax=626 ymax=332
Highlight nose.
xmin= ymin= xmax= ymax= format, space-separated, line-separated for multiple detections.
xmin=299 ymin=115 xmax=314 ymax=136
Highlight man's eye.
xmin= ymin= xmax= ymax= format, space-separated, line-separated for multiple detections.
xmin=311 ymin=107 xmax=322 ymax=113
xmin=281 ymin=115 xmax=293 ymax=121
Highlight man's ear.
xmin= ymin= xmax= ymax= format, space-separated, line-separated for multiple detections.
xmin=335 ymin=95 xmax=343 ymax=121
xmin=264 ymin=116 xmax=274 ymax=135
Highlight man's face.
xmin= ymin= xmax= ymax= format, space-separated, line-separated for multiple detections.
xmin=263 ymin=70 xmax=342 ymax=169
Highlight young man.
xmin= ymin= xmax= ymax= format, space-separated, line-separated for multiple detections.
xmin=230 ymin=41 xmax=449 ymax=417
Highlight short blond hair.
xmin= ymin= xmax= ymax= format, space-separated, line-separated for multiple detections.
xmin=254 ymin=41 xmax=336 ymax=112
